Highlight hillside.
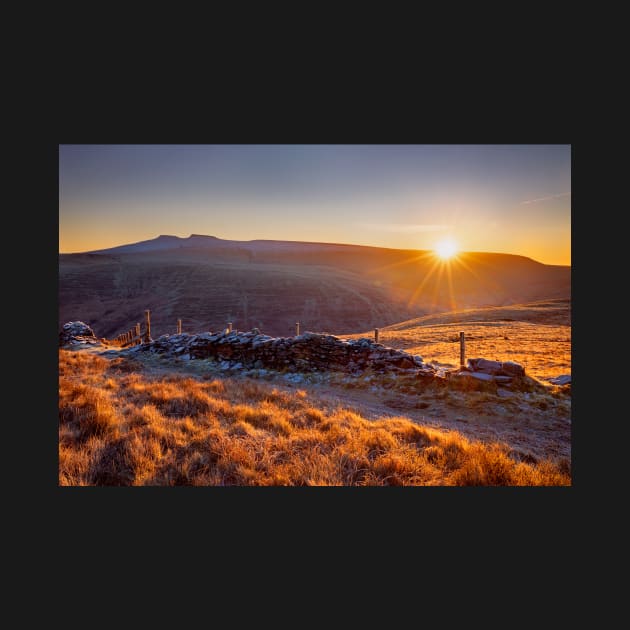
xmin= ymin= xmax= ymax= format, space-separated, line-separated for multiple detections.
xmin=347 ymin=299 xmax=571 ymax=382
xmin=58 ymin=349 xmax=570 ymax=486
xmin=59 ymin=234 xmax=570 ymax=338
xmin=58 ymin=299 xmax=571 ymax=485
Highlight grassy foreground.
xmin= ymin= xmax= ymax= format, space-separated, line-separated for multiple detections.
xmin=59 ymin=350 xmax=570 ymax=486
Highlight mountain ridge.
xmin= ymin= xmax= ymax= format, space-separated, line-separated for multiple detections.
xmin=76 ymin=233 xmax=568 ymax=268
xmin=60 ymin=234 xmax=570 ymax=339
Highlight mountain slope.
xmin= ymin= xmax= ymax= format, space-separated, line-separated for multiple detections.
xmin=60 ymin=234 xmax=570 ymax=338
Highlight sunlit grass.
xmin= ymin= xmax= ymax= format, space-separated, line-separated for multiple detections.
xmin=347 ymin=301 xmax=571 ymax=383
xmin=59 ymin=349 xmax=570 ymax=486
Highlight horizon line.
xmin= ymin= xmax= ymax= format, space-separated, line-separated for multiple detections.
xmin=59 ymin=232 xmax=571 ymax=266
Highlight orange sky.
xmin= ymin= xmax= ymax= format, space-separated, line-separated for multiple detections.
xmin=59 ymin=145 xmax=571 ymax=265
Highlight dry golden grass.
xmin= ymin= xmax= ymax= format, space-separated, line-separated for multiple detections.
xmin=59 ymin=350 xmax=570 ymax=486
xmin=347 ymin=299 xmax=571 ymax=383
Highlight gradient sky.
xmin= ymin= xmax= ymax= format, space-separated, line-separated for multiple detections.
xmin=59 ymin=144 xmax=571 ymax=265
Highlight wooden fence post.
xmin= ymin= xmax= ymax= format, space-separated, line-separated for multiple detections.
xmin=374 ymin=328 xmax=379 ymax=344
xmin=177 ymin=319 xmax=182 ymax=335
xmin=227 ymin=322 xmax=232 ymax=333
xmin=296 ymin=322 xmax=300 ymax=336
xmin=144 ymin=310 xmax=152 ymax=343
xmin=459 ymin=331 xmax=466 ymax=367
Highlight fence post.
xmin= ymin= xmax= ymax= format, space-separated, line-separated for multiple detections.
xmin=374 ymin=328 xmax=379 ymax=344
xmin=459 ymin=331 xmax=466 ymax=368
xmin=295 ymin=322 xmax=300 ymax=336
xmin=144 ymin=310 xmax=152 ymax=343
xmin=177 ymin=319 xmax=182 ymax=335
xmin=227 ymin=322 xmax=232 ymax=333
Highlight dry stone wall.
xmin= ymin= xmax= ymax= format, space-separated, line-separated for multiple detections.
xmin=59 ymin=321 xmax=527 ymax=388
xmin=133 ymin=330 xmax=438 ymax=376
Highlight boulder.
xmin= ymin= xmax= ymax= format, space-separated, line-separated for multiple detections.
xmin=467 ymin=358 xmax=525 ymax=377
xmin=501 ymin=361 xmax=525 ymax=377
xmin=469 ymin=358 xmax=503 ymax=374
xmin=59 ymin=321 xmax=97 ymax=346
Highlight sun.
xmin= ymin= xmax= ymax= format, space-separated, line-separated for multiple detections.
xmin=434 ymin=238 xmax=459 ymax=260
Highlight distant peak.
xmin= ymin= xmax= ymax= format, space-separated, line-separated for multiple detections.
xmin=188 ymin=234 xmax=218 ymax=239
xmin=156 ymin=234 xmax=178 ymax=239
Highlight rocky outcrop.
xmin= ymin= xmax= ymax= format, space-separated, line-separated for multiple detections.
xmin=465 ymin=358 xmax=525 ymax=377
xmin=453 ymin=357 xmax=526 ymax=385
xmin=130 ymin=330 xmax=437 ymax=376
xmin=59 ymin=321 xmax=99 ymax=347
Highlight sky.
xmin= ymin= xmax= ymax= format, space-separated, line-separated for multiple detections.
xmin=59 ymin=144 xmax=571 ymax=265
